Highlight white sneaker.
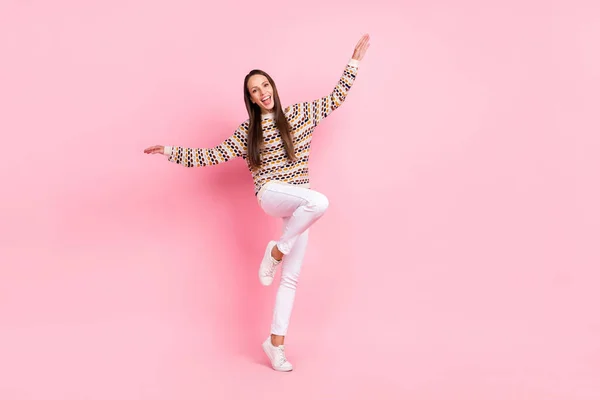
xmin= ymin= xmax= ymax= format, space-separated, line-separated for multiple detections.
xmin=262 ymin=337 xmax=293 ymax=372
xmin=258 ymin=241 xmax=281 ymax=286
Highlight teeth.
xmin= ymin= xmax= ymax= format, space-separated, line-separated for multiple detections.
xmin=262 ymin=96 xmax=271 ymax=101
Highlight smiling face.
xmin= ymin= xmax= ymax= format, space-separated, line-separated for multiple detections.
xmin=247 ymin=74 xmax=274 ymax=114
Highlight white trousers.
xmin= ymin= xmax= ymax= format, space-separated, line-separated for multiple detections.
xmin=258 ymin=181 xmax=330 ymax=336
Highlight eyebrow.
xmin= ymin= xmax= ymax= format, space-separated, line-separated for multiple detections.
xmin=250 ymin=81 xmax=270 ymax=90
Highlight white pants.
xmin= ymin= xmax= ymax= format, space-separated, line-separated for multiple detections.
xmin=258 ymin=181 xmax=330 ymax=336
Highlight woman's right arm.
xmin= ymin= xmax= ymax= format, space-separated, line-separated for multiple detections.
xmin=144 ymin=122 xmax=249 ymax=167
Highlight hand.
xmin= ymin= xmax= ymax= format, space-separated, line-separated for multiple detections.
xmin=144 ymin=145 xmax=164 ymax=155
xmin=352 ymin=33 xmax=370 ymax=61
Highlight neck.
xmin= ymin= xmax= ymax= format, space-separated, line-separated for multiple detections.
xmin=261 ymin=109 xmax=275 ymax=119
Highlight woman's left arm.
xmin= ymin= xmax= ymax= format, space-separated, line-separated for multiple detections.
xmin=309 ymin=33 xmax=370 ymax=127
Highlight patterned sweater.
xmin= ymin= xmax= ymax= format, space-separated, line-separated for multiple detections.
xmin=164 ymin=58 xmax=360 ymax=198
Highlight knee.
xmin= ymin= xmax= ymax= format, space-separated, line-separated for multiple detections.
xmin=309 ymin=193 xmax=329 ymax=215
xmin=281 ymin=272 xmax=300 ymax=290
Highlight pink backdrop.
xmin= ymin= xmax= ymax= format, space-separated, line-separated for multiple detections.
xmin=1 ymin=0 xmax=599 ymax=399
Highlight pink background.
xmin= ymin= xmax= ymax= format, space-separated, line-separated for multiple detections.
xmin=1 ymin=0 xmax=599 ymax=398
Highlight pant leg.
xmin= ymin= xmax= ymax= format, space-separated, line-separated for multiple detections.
xmin=259 ymin=183 xmax=329 ymax=254
xmin=271 ymin=220 xmax=309 ymax=336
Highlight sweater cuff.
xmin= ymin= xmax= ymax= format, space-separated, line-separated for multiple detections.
xmin=164 ymin=146 xmax=172 ymax=156
xmin=349 ymin=58 xmax=360 ymax=67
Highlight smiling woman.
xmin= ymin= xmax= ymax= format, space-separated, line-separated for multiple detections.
xmin=247 ymin=75 xmax=274 ymax=111
xmin=143 ymin=33 xmax=370 ymax=372
xmin=243 ymin=69 xmax=297 ymax=170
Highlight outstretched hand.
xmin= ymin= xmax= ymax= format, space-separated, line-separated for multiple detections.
xmin=144 ymin=145 xmax=164 ymax=155
xmin=352 ymin=33 xmax=370 ymax=61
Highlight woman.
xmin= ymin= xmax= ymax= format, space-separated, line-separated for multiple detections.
xmin=144 ymin=34 xmax=370 ymax=371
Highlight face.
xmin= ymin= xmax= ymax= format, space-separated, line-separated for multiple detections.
xmin=247 ymin=74 xmax=274 ymax=113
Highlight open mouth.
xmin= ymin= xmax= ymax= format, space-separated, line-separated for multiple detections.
xmin=261 ymin=95 xmax=272 ymax=106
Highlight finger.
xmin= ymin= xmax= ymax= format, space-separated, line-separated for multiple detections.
xmin=362 ymin=34 xmax=370 ymax=48
xmin=358 ymin=35 xmax=369 ymax=51
xmin=362 ymin=40 xmax=370 ymax=54
xmin=358 ymin=35 xmax=367 ymax=48
xmin=355 ymin=35 xmax=366 ymax=49
xmin=361 ymin=33 xmax=369 ymax=45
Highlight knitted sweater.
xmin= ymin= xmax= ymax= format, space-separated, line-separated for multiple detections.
xmin=164 ymin=58 xmax=360 ymax=197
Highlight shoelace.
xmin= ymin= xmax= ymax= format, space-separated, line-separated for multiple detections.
xmin=263 ymin=258 xmax=280 ymax=277
xmin=275 ymin=346 xmax=288 ymax=366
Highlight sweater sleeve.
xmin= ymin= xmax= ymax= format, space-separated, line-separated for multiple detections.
xmin=164 ymin=121 xmax=249 ymax=167
xmin=307 ymin=58 xmax=360 ymax=127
